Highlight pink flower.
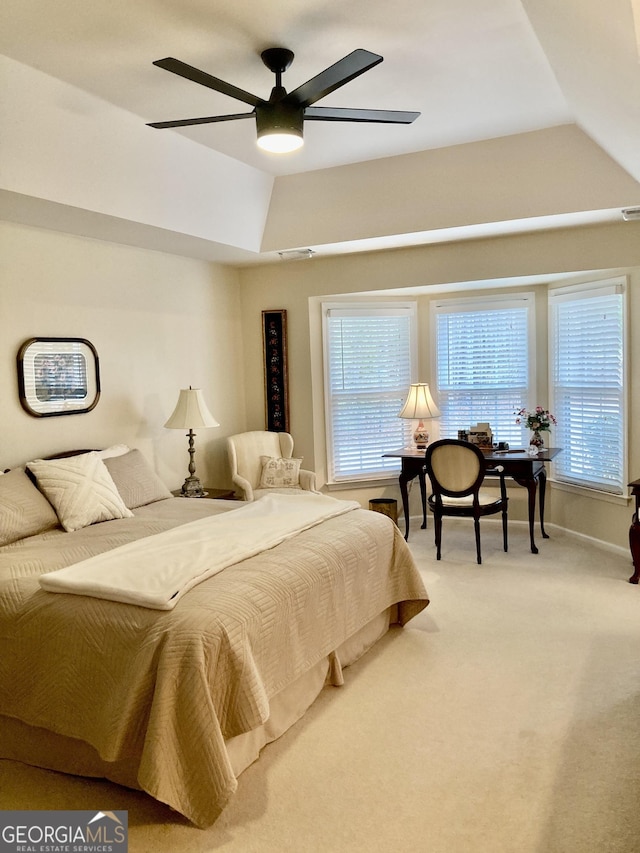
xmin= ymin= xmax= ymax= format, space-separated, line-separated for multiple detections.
xmin=514 ymin=406 xmax=557 ymax=431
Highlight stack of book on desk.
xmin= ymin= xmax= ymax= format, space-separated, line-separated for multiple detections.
xmin=458 ymin=422 xmax=493 ymax=450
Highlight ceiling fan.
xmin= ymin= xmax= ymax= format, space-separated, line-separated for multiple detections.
xmin=147 ymin=47 xmax=420 ymax=153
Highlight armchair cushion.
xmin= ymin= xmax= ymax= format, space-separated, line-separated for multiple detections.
xmin=259 ymin=456 xmax=303 ymax=489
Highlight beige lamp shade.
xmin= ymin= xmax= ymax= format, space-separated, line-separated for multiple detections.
xmin=398 ymin=383 xmax=441 ymax=420
xmin=398 ymin=383 xmax=441 ymax=449
xmin=164 ymin=388 xmax=219 ymax=430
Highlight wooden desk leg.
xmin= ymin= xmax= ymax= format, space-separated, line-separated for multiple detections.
xmin=515 ymin=476 xmax=538 ymax=554
xmin=629 ymin=515 xmax=640 ymax=584
xmin=418 ymin=469 xmax=427 ymax=530
xmin=399 ymin=470 xmax=412 ymax=541
xmin=538 ymin=467 xmax=550 ymax=539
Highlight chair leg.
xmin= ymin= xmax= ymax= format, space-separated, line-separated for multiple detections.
xmin=502 ymin=508 xmax=508 ymax=552
xmin=434 ymin=514 xmax=442 ymax=560
xmin=474 ymin=517 xmax=482 ymax=564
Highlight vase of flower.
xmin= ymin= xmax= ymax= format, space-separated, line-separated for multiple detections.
xmin=515 ymin=406 xmax=557 ymax=450
xmin=530 ymin=429 xmax=544 ymax=448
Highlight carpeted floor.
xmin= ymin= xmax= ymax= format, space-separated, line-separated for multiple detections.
xmin=2 ymin=520 xmax=640 ymax=852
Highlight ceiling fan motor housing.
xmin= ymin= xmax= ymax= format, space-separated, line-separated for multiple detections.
xmin=256 ymin=100 xmax=304 ymax=142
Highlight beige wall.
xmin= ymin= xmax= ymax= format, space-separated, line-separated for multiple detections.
xmin=0 ymin=221 xmax=245 ymax=490
xmin=262 ymin=126 xmax=640 ymax=251
xmin=239 ymin=222 xmax=640 ymax=551
xmin=3 ymin=217 xmax=639 ymax=552
xmin=1 ymin=55 xmax=273 ymax=255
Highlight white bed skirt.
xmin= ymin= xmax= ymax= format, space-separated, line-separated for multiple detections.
xmin=0 ymin=606 xmax=396 ymax=808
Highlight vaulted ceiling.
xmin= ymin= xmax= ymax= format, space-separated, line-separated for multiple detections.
xmin=2 ymin=0 xmax=640 ymax=264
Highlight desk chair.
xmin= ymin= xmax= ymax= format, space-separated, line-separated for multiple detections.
xmin=424 ymin=439 xmax=508 ymax=564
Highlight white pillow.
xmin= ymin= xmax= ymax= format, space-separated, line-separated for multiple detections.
xmin=28 ymin=452 xmax=134 ymax=532
xmin=259 ymin=456 xmax=303 ymax=489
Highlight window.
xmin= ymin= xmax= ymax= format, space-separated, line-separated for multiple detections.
xmin=549 ymin=279 xmax=627 ymax=494
xmin=431 ymin=294 xmax=535 ymax=445
xmin=322 ymin=303 xmax=416 ymax=483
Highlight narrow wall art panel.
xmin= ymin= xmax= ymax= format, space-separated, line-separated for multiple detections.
xmin=262 ymin=310 xmax=289 ymax=432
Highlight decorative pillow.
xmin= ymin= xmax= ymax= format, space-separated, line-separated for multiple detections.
xmin=97 ymin=444 xmax=131 ymax=459
xmin=103 ymin=449 xmax=172 ymax=509
xmin=259 ymin=456 xmax=303 ymax=489
xmin=27 ymin=452 xmax=134 ymax=532
xmin=0 ymin=468 xmax=60 ymax=546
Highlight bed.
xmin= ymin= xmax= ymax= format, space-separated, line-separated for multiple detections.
xmin=0 ymin=447 xmax=429 ymax=827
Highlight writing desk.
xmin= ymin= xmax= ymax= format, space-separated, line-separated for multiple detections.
xmin=382 ymin=447 xmax=561 ymax=553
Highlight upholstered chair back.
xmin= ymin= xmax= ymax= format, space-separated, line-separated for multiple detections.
xmin=229 ymin=431 xmax=294 ymax=489
xmin=226 ymin=431 xmax=317 ymax=501
xmin=428 ymin=442 xmax=483 ymax=494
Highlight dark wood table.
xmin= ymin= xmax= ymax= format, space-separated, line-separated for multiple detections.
xmin=628 ymin=478 xmax=640 ymax=584
xmin=383 ymin=447 xmax=561 ymax=553
xmin=171 ymin=487 xmax=236 ymax=500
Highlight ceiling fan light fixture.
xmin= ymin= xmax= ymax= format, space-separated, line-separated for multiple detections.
xmin=256 ymin=102 xmax=304 ymax=153
xmin=257 ymin=129 xmax=304 ymax=153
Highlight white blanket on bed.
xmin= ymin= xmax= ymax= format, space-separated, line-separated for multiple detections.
xmin=39 ymin=493 xmax=360 ymax=609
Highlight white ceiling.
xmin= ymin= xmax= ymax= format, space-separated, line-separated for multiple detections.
xmin=2 ymin=0 xmax=640 ymax=261
xmin=0 ymin=0 xmax=585 ymax=177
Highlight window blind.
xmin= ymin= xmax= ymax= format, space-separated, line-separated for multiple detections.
xmin=432 ymin=296 xmax=534 ymax=446
xmin=323 ymin=305 xmax=415 ymax=482
xmin=549 ymin=282 xmax=626 ymax=494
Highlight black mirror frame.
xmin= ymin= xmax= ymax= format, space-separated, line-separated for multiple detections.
xmin=17 ymin=337 xmax=101 ymax=418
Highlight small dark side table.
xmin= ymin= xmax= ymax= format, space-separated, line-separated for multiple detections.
xmin=628 ymin=478 xmax=640 ymax=583
xmin=171 ymin=488 xmax=236 ymax=500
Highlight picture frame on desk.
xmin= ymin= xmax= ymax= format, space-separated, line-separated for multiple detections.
xmin=467 ymin=423 xmax=493 ymax=450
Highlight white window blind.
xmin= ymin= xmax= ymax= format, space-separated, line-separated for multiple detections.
xmin=549 ymin=280 xmax=626 ymax=494
xmin=432 ymin=295 xmax=534 ymax=445
xmin=323 ymin=304 xmax=415 ymax=482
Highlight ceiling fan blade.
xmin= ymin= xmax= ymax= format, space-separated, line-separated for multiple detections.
xmin=285 ymin=49 xmax=383 ymax=108
xmin=304 ymin=106 xmax=420 ymax=124
xmin=152 ymin=57 xmax=261 ymax=107
xmin=147 ymin=112 xmax=255 ymax=129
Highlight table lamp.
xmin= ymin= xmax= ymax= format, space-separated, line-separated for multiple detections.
xmin=165 ymin=387 xmax=219 ymax=497
xmin=398 ymin=383 xmax=441 ymax=449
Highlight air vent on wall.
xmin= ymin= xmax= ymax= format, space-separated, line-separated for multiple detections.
xmin=278 ymin=248 xmax=315 ymax=261
xmin=622 ymin=207 xmax=640 ymax=221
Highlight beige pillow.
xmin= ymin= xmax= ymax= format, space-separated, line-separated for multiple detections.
xmin=28 ymin=452 xmax=134 ymax=532
xmin=0 ymin=468 xmax=60 ymax=546
xmin=259 ymin=456 xmax=303 ymax=489
xmin=104 ymin=449 xmax=172 ymax=509
xmin=97 ymin=444 xmax=131 ymax=459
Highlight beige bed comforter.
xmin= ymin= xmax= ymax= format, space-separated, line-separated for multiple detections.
xmin=0 ymin=498 xmax=428 ymax=827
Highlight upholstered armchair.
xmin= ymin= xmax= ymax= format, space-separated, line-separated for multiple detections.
xmin=226 ymin=431 xmax=318 ymax=501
